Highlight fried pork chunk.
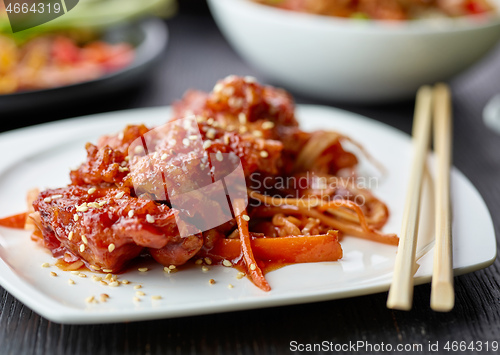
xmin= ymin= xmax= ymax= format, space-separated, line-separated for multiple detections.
xmin=32 ymin=185 xmax=180 ymax=271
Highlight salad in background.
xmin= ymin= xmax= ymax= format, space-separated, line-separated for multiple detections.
xmin=254 ymin=0 xmax=495 ymax=20
xmin=0 ymin=0 xmax=176 ymax=94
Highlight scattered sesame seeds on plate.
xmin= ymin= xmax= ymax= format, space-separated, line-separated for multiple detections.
xmin=0 ymin=106 xmax=495 ymax=324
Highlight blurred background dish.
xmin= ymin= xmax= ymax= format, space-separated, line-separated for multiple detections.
xmin=0 ymin=19 xmax=168 ymax=112
xmin=0 ymin=0 xmax=173 ymax=111
xmin=254 ymin=0 xmax=496 ymax=20
xmin=208 ymin=0 xmax=500 ymax=103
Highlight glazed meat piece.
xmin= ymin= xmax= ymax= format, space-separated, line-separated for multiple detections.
xmin=33 ymin=185 xmax=179 ymax=271
xmin=70 ymin=124 xmax=149 ymax=186
xmin=126 ymin=119 xmax=284 ymax=201
xmin=173 ymin=76 xmax=311 ymax=174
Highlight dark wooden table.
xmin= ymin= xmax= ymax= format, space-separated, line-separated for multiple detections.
xmin=1 ymin=8 xmax=500 ymax=355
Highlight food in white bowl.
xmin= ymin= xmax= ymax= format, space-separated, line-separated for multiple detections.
xmin=255 ymin=0 xmax=495 ymax=20
xmin=208 ymin=0 xmax=500 ymax=103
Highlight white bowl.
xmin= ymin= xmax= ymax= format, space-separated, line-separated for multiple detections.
xmin=208 ymin=0 xmax=500 ymax=103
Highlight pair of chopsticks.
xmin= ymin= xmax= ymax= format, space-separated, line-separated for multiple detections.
xmin=387 ymin=84 xmax=454 ymax=312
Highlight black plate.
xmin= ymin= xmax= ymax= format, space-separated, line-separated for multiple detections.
xmin=0 ymin=18 xmax=168 ymax=112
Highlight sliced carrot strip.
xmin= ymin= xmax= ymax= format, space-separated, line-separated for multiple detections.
xmin=236 ymin=212 xmax=271 ymax=292
xmin=201 ymin=233 xmax=342 ymax=264
xmin=0 ymin=212 xmax=28 ymax=229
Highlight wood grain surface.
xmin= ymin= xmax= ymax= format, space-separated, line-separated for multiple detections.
xmin=1 ymin=11 xmax=500 ymax=355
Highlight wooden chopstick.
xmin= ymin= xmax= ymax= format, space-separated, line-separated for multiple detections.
xmin=430 ymin=83 xmax=454 ymax=312
xmin=387 ymin=86 xmax=433 ymax=310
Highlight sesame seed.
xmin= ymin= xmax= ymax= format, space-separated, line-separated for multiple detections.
xmin=228 ymin=97 xmax=243 ymax=109
xmin=87 ymin=187 xmax=96 ymax=194
xmin=161 ymin=153 xmax=168 ymax=161
xmin=182 ymin=138 xmax=190 ymax=147
xmin=121 ymin=280 xmax=130 ymax=284
xmin=80 ymin=244 xmax=85 ymax=253
xmin=242 ymin=214 xmax=250 ymax=221
xmin=136 ymin=291 xmax=145 ymax=297
xmin=85 ymin=296 xmax=95 ymax=303
xmin=100 ymin=280 xmax=108 ymax=286
xmin=43 ymin=197 xmax=52 ymax=203
xmin=250 ymin=264 xmax=257 ymax=271
xmin=105 ymin=273 xmax=113 ymax=280
xmin=238 ymin=113 xmax=247 ymax=124
xmin=223 ymin=86 xmax=235 ymax=96
xmin=109 ymin=281 xmax=119 ymax=287
xmin=134 ymin=146 xmax=144 ymax=154
xmin=262 ymin=121 xmax=275 ymax=130
xmin=201 ymin=266 xmax=209 ymax=272
xmin=244 ymin=76 xmax=257 ymax=83
xmin=146 ymin=214 xmax=155 ymax=223
xmin=68 ymin=231 xmax=73 ymax=240
xmin=81 ymin=235 xmax=88 ymax=244
xmin=224 ymin=135 xmax=230 ymax=145
xmin=124 ymin=156 xmax=130 ymax=161
xmin=51 ymin=194 xmax=63 ymax=200
xmin=228 ymin=284 xmax=234 ymax=289
xmin=118 ymin=166 xmax=129 ymax=172
xmin=93 ymin=276 xmax=102 ymax=282
xmin=134 ymin=285 xmax=142 ymax=289
xmin=168 ymin=265 xmax=176 ymax=270
xmin=207 ymin=118 xmax=215 ymax=125
xmin=74 ymin=214 xmax=79 ymax=221
xmin=108 ymin=244 xmax=116 ymax=253
xmin=152 ymin=152 xmax=158 ymax=159
xmin=118 ymin=132 xmax=124 ymax=140
xmin=71 ymin=271 xmax=80 ymax=275
xmin=260 ymin=151 xmax=269 ymax=158
xmin=102 ymin=269 xmax=113 ymax=273
xmin=88 ymin=202 xmax=100 ymax=208
xmin=100 ymin=294 xmax=109 ymax=302
xmin=50 ymin=271 xmax=57 ymax=277
xmin=41 ymin=262 xmax=50 ymax=268
xmin=253 ymin=130 xmax=263 ymax=138
xmin=236 ymin=272 xmax=246 ymax=279
xmin=213 ymin=83 xmax=223 ymax=93
xmin=78 ymin=273 xmax=87 ymax=278
xmin=209 ymin=279 xmax=216 ymax=285
xmin=138 ymin=267 xmax=149 ymax=272
xmin=77 ymin=205 xmax=88 ymax=212
xmin=128 ymin=210 xmax=134 ymax=218
xmin=151 ymin=295 xmax=162 ymax=300
xmin=189 ymin=135 xmax=198 ymax=141
xmin=68 ymin=279 xmax=75 ymax=285
xmin=203 ymin=140 xmax=212 ymax=149
xmin=90 ymin=265 xmax=100 ymax=270
xmin=195 ymin=259 xmax=203 ymax=265
xmin=133 ymin=297 xmax=140 ymax=302
xmin=222 ymin=260 xmax=232 ymax=267
xmin=215 ymin=151 xmax=223 ymax=161
xmin=98 ymin=201 xmax=107 ymax=207
xmin=204 ymin=257 xmax=212 ymax=265
xmin=239 ymin=126 xmax=248 ymax=134
xmin=115 ymin=191 xmax=125 ymax=199
xmin=206 ymin=128 xmax=216 ymax=139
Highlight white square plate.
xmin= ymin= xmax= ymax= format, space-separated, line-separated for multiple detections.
xmin=0 ymin=105 xmax=496 ymax=324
